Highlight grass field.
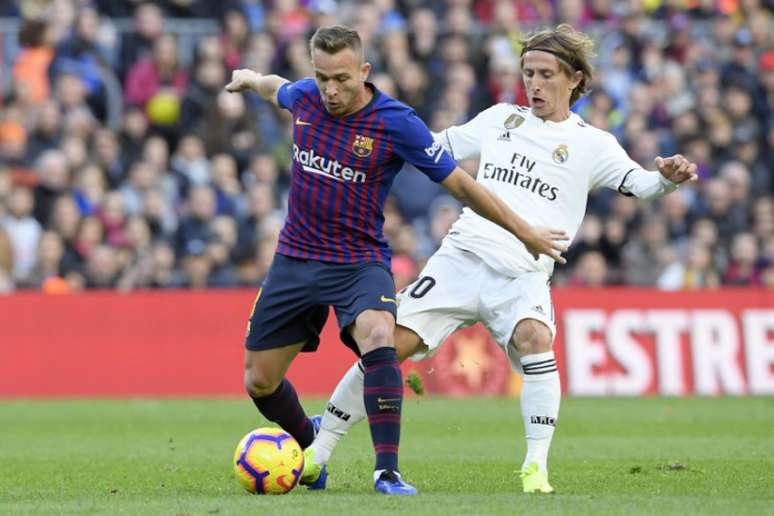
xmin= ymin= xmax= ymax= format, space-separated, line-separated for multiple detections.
xmin=1 ymin=397 xmax=772 ymax=515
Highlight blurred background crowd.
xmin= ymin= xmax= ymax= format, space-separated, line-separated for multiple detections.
xmin=0 ymin=0 xmax=771 ymax=294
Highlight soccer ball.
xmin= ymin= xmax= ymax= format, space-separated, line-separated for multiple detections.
xmin=233 ymin=428 xmax=304 ymax=495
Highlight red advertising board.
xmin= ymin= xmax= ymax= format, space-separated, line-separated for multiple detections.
xmin=0 ymin=289 xmax=771 ymax=397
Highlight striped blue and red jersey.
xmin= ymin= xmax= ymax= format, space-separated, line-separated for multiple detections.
xmin=275 ymin=78 xmax=456 ymax=266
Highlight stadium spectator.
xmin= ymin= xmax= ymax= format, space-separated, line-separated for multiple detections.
xmin=117 ymin=2 xmax=165 ymax=82
xmin=148 ymin=240 xmax=185 ymax=289
xmin=51 ymin=7 xmax=112 ymax=120
xmin=622 ymin=215 xmax=674 ymax=285
xmin=724 ymin=232 xmax=764 ymax=286
xmin=176 ymin=184 xmax=218 ymax=257
xmin=12 ymin=18 xmax=55 ymax=105
xmin=48 ymin=194 xmax=84 ymax=275
xmin=0 ymin=224 xmax=16 ymax=290
xmin=23 ymin=230 xmax=66 ymax=289
xmin=124 ymin=33 xmax=189 ymax=125
xmin=570 ymin=249 xmax=609 ymax=287
xmin=2 ymin=186 xmax=42 ymax=283
xmin=658 ymin=239 xmax=721 ymax=291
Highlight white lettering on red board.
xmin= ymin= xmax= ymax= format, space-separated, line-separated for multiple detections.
xmin=563 ymin=309 xmax=774 ymax=396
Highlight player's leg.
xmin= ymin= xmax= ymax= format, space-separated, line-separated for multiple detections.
xmin=310 ymin=325 xmax=425 ymax=467
xmin=347 ymin=308 xmax=421 ymax=494
xmin=482 ymin=270 xmax=557 ymax=493
xmin=510 ymin=318 xmax=558 ymax=493
xmin=311 ymin=249 xmax=479 ymax=493
xmin=349 ymin=308 xmax=404 ymax=469
xmin=317 ymin=258 xmax=418 ymax=494
xmin=243 ymin=344 xmax=316 ymax=449
xmin=243 ymin=254 xmax=328 ymax=452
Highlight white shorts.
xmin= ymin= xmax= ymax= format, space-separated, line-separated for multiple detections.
xmin=396 ymin=244 xmax=555 ymax=370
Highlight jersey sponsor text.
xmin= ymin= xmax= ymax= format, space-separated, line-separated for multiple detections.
xmin=481 ymin=151 xmax=559 ymax=201
xmin=293 ymin=144 xmax=366 ymax=183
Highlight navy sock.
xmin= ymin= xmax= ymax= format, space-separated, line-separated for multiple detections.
xmin=251 ymin=378 xmax=314 ymax=449
xmin=361 ymin=346 xmax=403 ymax=472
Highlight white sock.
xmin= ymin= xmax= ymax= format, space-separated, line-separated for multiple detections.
xmin=519 ymin=351 xmax=560 ymax=474
xmin=309 ymin=361 xmax=367 ymax=465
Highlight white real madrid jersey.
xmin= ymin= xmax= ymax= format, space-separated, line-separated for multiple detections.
xmin=435 ymin=103 xmax=673 ymax=277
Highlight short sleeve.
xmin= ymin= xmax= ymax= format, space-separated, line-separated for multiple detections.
xmin=391 ymin=111 xmax=457 ymax=183
xmin=440 ymin=105 xmax=502 ymax=160
xmin=276 ymin=78 xmax=314 ymax=111
xmin=589 ymin=132 xmax=644 ymax=192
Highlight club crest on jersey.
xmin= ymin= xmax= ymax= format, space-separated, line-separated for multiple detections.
xmin=352 ymin=134 xmax=374 ymax=158
xmin=504 ymin=114 xmax=525 ymax=130
xmin=552 ymin=144 xmax=569 ymax=164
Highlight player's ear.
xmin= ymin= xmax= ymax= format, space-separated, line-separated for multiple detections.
xmin=570 ymin=70 xmax=583 ymax=90
xmin=360 ymin=62 xmax=371 ymax=82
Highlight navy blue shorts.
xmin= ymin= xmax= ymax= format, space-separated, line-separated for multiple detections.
xmin=245 ymin=253 xmax=397 ymax=355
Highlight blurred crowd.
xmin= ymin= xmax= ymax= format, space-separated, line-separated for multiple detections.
xmin=0 ymin=0 xmax=772 ymax=294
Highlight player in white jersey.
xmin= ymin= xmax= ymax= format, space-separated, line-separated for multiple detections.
xmin=307 ymin=24 xmax=698 ymax=493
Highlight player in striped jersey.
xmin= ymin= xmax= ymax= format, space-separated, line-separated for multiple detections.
xmin=225 ymin=25 xmax=569 ymax=495
xmin=309 ymin=24 xmax=698 ymax=494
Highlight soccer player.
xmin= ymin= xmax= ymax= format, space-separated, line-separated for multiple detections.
xmin=308 ymin=24 xmax=698 ymax=494
xmin=224 ymin=25 xmax=569 ymax=495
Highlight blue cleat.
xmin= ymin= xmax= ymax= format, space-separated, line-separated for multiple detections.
xmin=303 ymin=415 xmax=327 ymax=490
xmin=374 ymin=470 xmax=418 ymax=495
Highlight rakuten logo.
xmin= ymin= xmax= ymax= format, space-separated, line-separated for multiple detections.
xmin=293 ymin=145 xmax=366 ymax=183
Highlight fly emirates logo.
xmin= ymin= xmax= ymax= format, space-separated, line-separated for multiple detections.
xmin=482 ymin=151 xmax=559 ymax=201
xmin=293 ymin=145 xmax=366 ymax=184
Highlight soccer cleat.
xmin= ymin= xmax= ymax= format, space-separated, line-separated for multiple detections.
xmin=299 ymin=416 xmax=327 ymax=490
xmin=520 ymin=462 xmax=555 ymax=494
xmin=374 ymin=470 xmax=418 ymax=495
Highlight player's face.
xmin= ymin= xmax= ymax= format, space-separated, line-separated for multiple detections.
xmin=311 ymin=47 xmax=371 ymax=117
xmin=521 ymin=50 xmax=581 ymax=122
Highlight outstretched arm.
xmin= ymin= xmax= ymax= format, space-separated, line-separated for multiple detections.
xmin=441 ymin=168 xmax=569 ymax=263
xmin=225 ymin=69 xmax=289 ymax=107
xmin=619 ymin=154 xmax=698 ymax=200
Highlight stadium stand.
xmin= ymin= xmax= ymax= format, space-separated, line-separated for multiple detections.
xmin=0 ymin=0 xmax=771 ymax=293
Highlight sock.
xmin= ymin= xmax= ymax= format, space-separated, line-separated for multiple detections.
xmin=310 ymin=360 xmax=367 ymax=465
xmin=361 ymin=347 xmax=403 ymax=472
xmin=519 ymin=351 xmax=560 ymax=473
xmin=250 ymin=378 xmax=315 ymax=449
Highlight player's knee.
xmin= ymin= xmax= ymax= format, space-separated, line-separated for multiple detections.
xmin=511 ymin=319 xmax=552 ymax=356
xmin=244 ymin=368 xmax=279 ymax=398
xmin=353 ymin=310 xmax=395 ymax=353
xmin=362 ymin=322 xmax=393 ymax=352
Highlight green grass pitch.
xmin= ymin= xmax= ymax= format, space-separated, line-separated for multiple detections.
xmin=1 ymin=397 xmax=772 ymax=515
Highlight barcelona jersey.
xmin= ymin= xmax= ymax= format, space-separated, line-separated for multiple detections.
xmin=276 ymin=78 xmax=456 ymax=266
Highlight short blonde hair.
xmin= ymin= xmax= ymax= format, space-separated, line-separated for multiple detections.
xmin=310 ymin=25 xmax=363 ymax=60
xmin=519 ymin=24 xmax=596 ymax=106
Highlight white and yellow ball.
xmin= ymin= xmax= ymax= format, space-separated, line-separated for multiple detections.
xmin=233 ymin=427 xmax=304 ymax=495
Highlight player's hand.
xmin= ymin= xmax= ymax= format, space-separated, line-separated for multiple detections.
xmin=655 ymin=154 xmax=698 ymax=185
xmin=524 ymin=227 xmax=570 ymax=264
xmin=225 ymin=69 xmax=261 ymax=93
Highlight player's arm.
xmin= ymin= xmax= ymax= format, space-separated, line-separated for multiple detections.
xmin=225 ymin=69 xmax=289 ymax=107
xmin=441 ymin=168 xmax=569 ymax=264
xmin=593 ymin=133 xmax=698 ymax=200
xmin=617 ymin=154 xmax=698 ymax=200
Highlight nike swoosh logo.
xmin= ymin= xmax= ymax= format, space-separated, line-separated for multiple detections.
xmin=295 ymin=118 xmax=312 ymax=126
xmin=380 ymin=296 xmax=396 ymax=304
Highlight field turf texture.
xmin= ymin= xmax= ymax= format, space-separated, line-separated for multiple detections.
xmin=1 ymin=397 xmax=772 ymax=515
